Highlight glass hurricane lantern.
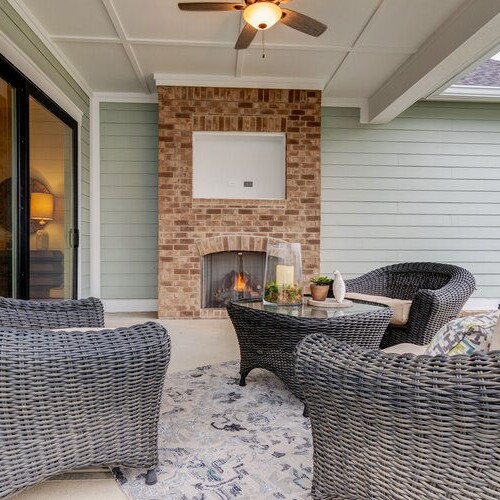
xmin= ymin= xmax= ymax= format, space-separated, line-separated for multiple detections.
xmin=263 ymin=240 xmax=303 ymax=305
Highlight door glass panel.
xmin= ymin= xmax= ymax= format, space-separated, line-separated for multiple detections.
xmin=0 ymin=77 xmax=16 ymax=297
xmin=29 ymin=97 xmax=74 ymax=299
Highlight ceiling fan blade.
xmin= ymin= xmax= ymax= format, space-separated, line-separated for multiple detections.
xmin=178 ymin=2 xmax=243 ymax=11
xmin=280 ymin=8 xmax=327 ymax=37
xmin=235 ymin=23 xmax=258 ymax=50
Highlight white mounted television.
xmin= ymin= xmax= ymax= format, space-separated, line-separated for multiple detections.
xmin=192 ymin=132 xmax=286 ymax=200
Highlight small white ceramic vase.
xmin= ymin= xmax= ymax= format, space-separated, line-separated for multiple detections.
xmin=333 ymin=270 xmax=346 ymax=303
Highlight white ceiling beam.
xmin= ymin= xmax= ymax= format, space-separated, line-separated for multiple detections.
xmin=367 ymin=0 xmax=500 ymax=124
xmin=50 ymin=35 xmax=415 ymax=55
xmin=100 ymin=0 xmax=151 ymax=93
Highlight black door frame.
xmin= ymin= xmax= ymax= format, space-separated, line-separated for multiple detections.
xmin=0 ymin=53 xmax=79 ymax=299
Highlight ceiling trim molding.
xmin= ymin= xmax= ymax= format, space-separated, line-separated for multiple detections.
xmin=93 ymin=91 xmax=158 ymax=103
xmin=50 ymin=34 xmax=416 ymax=55
xmin=6 ymin=0 xmax=93 ymax=96
xmin=52 ymin=35 xmax=122 ymax=44
xmin=367 ymin=0 xmax=500 ymax=124
xmin=154 ymin=73 xmax=324 ymax=90
xmin=0 ymin=29 xmax=83 ymax=122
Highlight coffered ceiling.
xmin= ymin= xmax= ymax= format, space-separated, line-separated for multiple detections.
xmin=8 ymin=0 xmax=500 ymax=122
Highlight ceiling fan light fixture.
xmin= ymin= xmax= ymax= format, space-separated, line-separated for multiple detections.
xmin=243 ymin=2 xmax=282 ymax=30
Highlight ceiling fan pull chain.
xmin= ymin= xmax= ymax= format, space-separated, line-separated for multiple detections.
xmin=262 ymin=30 xmax=265 ymax=59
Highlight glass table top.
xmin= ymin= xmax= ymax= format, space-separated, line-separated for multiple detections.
xmin=232 ymin=298 xmax=387 ymax=319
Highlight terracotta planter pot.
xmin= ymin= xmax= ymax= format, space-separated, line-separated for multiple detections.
xmin=310 ymin=283 xmax=330 ymax=301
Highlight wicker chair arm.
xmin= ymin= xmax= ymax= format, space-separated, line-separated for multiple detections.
xmin=405 ymin=272 xmax=476 ymax=344
xmin=295 ymin=333 xmax=500 ymax=499
xmin=0 ymin=321 xmax=170 ymax=498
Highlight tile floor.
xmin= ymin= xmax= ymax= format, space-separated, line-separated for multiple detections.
xmin=16 ymin=313 xmax=240 ymax=500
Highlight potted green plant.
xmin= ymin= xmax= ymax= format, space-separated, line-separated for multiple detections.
xmin=310 ymin=276 xmax=332 ymax=302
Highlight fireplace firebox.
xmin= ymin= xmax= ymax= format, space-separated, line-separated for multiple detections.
xmin=201 ymin=251 xmax=265 ymax=308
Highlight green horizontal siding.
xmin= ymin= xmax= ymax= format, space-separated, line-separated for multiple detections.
xmin=321 ymin=102 xmax=500 ymax=299
xmin=100 ymin=102 xmax=158 ymax=300
xmin=0 ymin=0 xmax=90 ymax=296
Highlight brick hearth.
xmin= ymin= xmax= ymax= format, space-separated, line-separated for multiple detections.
xmin=158 ymin=86 xmax=321 ymax=318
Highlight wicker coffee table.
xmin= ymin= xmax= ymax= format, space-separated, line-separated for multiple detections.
xmin=227 ymin=299 xmax=391 ymax=414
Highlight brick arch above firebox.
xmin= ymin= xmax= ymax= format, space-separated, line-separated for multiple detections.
xmin=196 ymin=235 xmax=268 ymax=257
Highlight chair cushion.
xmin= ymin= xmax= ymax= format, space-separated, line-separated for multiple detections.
xmin=489 ymin=315 xmax=500 ymax=352
xmin=345 ymin=292 xmax=412 ymax=326
xmin=425 ymin=312 xmax=500 ymax=356
xmin=383 ymin=343 xmax=427 ymax=355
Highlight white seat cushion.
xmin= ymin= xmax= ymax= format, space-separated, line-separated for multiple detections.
xmin=382 ymin=343 xmax=427 ymax=355
xmin=345 ymin=292 xmax=411 ymax=326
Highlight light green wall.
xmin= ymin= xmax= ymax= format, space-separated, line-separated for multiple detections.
xmin=1 ymin=0 xmax=91 ymax=296
xmin=100 ymin=102 xmax=158 ymax=300
xmin=321 ymin=101 xmax=500 ymax=298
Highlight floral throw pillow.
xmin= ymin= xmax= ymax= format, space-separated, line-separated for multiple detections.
xmin=425 ymin=313 xmax=500 ymax=356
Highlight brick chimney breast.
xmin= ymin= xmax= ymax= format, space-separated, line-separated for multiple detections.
xmin=158 ymin=86 xmax=321 ymax=318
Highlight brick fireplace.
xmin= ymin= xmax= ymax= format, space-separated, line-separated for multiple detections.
xmin=158 ymin=86 xmax=321 ymax=318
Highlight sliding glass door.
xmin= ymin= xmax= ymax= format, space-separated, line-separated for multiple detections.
xmin=0 ymin=76 xmax=17 ymax=297
xmin=0 ymin=55 xmax=78 ymax=299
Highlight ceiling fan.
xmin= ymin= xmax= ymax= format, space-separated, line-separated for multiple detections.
xmin=178 ymin=0 xmax=327 ymax=50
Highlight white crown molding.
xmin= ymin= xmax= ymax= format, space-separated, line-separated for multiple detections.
xmin=0 ymin=30 xmax=84 ymax=123
xmin=154 ymin=73 xmax=324 ymax=90
xmin=93 ymin=91 xmax=158 ymax=103
xmin=429 ymin=84 xmax=500 ymax=101
xmin=6 ymin=0 xmax=93 ymax=96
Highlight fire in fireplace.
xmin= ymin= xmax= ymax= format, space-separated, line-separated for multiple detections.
xmin=201 ymin=251 xmax=265 ymax=308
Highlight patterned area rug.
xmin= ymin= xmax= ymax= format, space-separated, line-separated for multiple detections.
xmin=115 ymin=361 xmax=313 ymax=499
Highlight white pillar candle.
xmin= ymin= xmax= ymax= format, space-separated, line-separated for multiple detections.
xmin=276 ymin=265 xmax=295 ymax=287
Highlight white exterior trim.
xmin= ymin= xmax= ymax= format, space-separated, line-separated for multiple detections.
xmin=103 ymin=299 xmax=158 ymax=313
xmin=154 ymin=73 xmax=324 ymax=90
xmin=430 ymin=84 xmax=500 ymax=101
xmin=0 ymin=30 xmax=84 ymax=123
xmin=89 ymin=95 xmax=101 ymax=297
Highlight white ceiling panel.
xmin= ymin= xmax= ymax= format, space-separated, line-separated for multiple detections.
xmin=356 ymin=0 xmax=465 ymax=50
xmin=133 ymin=44 xmax=236 ymax=75
xmin=56 ymin=42 xmax=144 ymax=92
xmin=114 ymin=0 xmax=240 ymax=41
xmin=22 ymin=0 xmax=118 ymax=37
xmin=323 ymin=52 xmax=410 ymax=98
xmin=242 ymin=48 xmax=346 ymax=80
xmin=257 ymin=0 xmax=381 ymax=47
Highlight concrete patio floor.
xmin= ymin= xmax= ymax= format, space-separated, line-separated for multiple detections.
xmin=16 ymin=313 xmax=240 ymax=500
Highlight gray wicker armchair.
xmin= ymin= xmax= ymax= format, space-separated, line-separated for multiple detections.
xmin=0 ymin=296 xmax=105 ymax=328
xmin=296 ymin=333 xmax=500 ymax=500
xmin=344 ymin=262 xmax=476 ymax=347
xmin=0 ymin=321 xmax=170 ymax=498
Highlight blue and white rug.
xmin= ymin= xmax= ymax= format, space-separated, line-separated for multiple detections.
xmin=116 ymin=361 xmax=313 ymax=499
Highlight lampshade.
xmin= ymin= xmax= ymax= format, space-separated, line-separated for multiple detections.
xmin=243 ymin=2 xmax=282 ymax=30
xmin=31 ymin=192 xmax=54 ymax=221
